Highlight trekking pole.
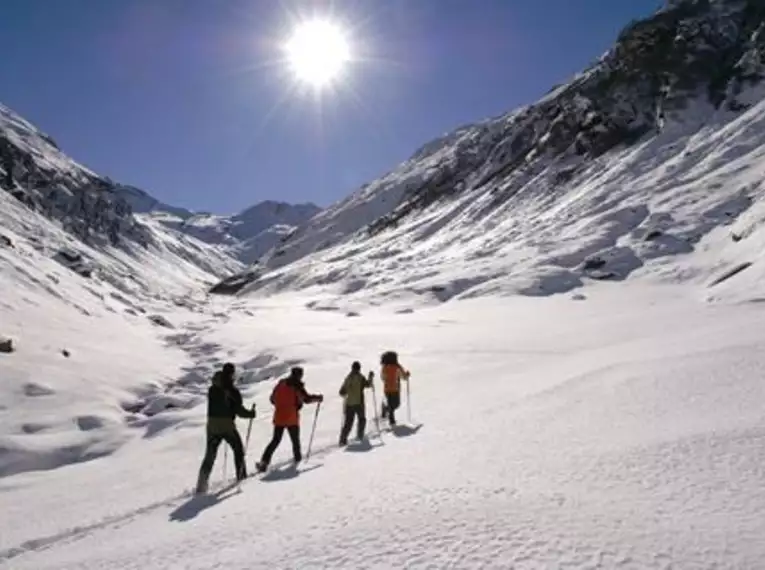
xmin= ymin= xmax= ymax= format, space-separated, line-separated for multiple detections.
xmin=370 ymin=381 xmax=382 ymax=440
xmin=244 ymin=404 xmax=255 ymax=451
xmin=305 ymin=401 xmax=321 ymax=461
xmin=406 ymin=376 xmax=412 ymax=424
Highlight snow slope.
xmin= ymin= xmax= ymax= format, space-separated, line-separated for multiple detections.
xmin=242 ymin=92 xmax=765 ymax=311
xmin=2 ymin=284 xmax=765 ymax=569
xmin=235 ymin=0 xmax=765 ymax=305
xmin=0 ymin=184 xmax=245 ymax=477
xmin=0 ymin=101 xmax=247 ymax=477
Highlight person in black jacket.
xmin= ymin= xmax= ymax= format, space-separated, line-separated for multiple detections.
xmin=195 ymin=363 xmax=255 ymax=494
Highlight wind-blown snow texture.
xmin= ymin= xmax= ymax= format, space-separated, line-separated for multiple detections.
xmin=3 ymin=0 xmax=765 ymax=568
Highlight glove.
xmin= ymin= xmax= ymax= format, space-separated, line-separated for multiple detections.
xmin=317 ymin=394 xmax=324 ymax=403
xmin=339 ymin=388 xmax=347 ymax=397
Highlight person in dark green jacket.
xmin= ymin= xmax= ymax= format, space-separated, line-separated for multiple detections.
xmin=338 ymin=361 xmax=373 ymax=446
xmin=195 ymin=363 xmax=255 ymax=494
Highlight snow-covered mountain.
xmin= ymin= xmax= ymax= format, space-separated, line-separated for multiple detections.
xmin=132 ymin=200 xmax=321 ymax=265
xmin=0 ymin=102 xmax=243 ymax=300
xmin=116 ymin=183 xmax=320 ymax=265
xmin=5 ymin=1 xmax=765 ymax=568
xmin=225 ymin=0 xmax=765 ymax=310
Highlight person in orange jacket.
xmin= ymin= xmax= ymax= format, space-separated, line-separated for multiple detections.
xmin=255 ymin=366 xmax=323 ymax=472
xmin=380 ymin=351 xmax=409 ymax=426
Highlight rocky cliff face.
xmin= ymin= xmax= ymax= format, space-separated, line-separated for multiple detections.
xmin=0 ymin=102 xmax=243 ymax=301
xmin=367 ymin=0 xmax=765 ymax=235
xmin=0 ymin=104 xmax=152 ymax=249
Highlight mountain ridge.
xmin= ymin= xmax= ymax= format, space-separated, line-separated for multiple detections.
xmin=5 ymin=0 xmax=765 ymax=306
xmin=216 ymin=0 xmax=765 ymax=307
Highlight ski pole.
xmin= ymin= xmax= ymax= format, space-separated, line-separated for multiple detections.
xmin=305 ymin=401 xmax=321 ymax=461
xmin=222 ymin=446 xmax=228 ymax=483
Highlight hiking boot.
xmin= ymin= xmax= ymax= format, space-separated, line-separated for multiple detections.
xmin=255 ymin=461 xmax=267 ymax=473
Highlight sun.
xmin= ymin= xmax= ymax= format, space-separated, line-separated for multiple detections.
xmin=284 ymin=19 xmax=351 ymax=89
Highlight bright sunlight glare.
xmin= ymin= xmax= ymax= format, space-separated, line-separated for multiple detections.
xmin=284 ymin=19 xmax=351 ymax=88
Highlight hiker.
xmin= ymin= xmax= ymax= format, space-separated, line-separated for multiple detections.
xmin=338 ymin=361 xmax=373 ymax=445
xmin=255 ymin=366 xmax=323 ymax=472
xmin=196 ymin=363 xmax=256 ymax=494
xmin=380 ymin=351 xmax=409 ymax=426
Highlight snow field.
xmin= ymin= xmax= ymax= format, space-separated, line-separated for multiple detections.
xmin=1 ymin=284 xmax=765 ymax=568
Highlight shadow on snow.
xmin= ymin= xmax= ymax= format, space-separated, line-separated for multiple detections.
xmin=168 ymin=482 xmax=241 ymax=522
xmin=390 ymin=423 xmax=423 ymax=438
xmin=344 ymin=439 xmax=382 ymax=452
xmin=260 ymin=462 xmax=323 ymax=482
xmin=167 ymin=425 xmax=421 ymax=523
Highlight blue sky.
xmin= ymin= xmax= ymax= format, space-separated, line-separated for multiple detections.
xmin=0 ymin=0 xmax=660 ymax=214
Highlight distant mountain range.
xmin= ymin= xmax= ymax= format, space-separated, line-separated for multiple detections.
xmin=118 ymin=186 xmax=320 ymax=265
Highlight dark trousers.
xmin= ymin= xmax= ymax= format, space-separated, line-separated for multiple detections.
xmin=199 ymin=430 xmax=246 ymax=481
xmin=260 ymin=425 xmax=301 ymax=466
xmin=383 ymin=392 xmax=401 ymax=425
xmin=340 ymin=404 xmax=366 ymax=443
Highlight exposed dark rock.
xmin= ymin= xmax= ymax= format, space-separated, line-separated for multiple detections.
xmin=209 ymin=268 xmax=260 ymax=295
xmin=148 ymin=315 xmax=174 ymax=328
xmin=644 ymin=229 xmax=664 ymax=241
xmin=1 ymin=106 xmax=154 ymax=251
xmin=0 ymin=336 xmax=13 ymax=353
xmin=361 ymin=0 xmax=765 ymax=236
xmin=53 ymin=248 xmax=94 ymax=278
xmin=582 ymin=257 xmax=607 ymax=271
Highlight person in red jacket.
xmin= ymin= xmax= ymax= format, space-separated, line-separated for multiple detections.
xmin=255 ymin=366 xmax=323 ymax=472
xmin=380 ymin=351 xmax=409 ymax=426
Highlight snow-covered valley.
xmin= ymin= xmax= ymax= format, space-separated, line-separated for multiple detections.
xmin=3 ymin=0 xmax=765 ymax=567
xmin=2 ymin=285 xmax=765 ymax=568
